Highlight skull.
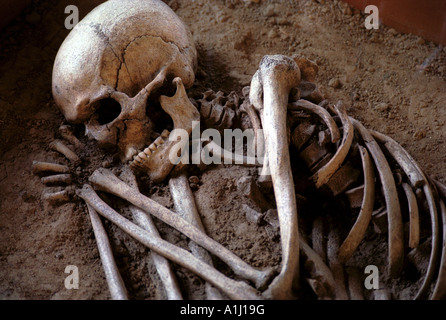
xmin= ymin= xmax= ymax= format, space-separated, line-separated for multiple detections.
xmin=52 ymin=0 xmax=199 ymax=181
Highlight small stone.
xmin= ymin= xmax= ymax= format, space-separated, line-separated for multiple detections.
xmin=242 ymin=204 xmax=263 ymax=225
xmin=264 ymin=4 xmax=276 ymax=17
xmin=374 ymin=102 xmax=390 ymax=112
xmin=188 ymin=176 xmax=199 ymax=184
xmin=388 ymin=28 xmax=398 ymax=36
xmin=328 ymin=78 xmax=342 ymax=89
xmin=416 ymin=37 xmax=426 ymax=45
xmin=413 ymin=129 xmax=427 ymax=141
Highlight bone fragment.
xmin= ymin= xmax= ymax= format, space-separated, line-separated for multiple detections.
xmin=300 ymin=237 xmax=336 ymax=299
xmin=237 ymin=176 xmax=270 ymax=212
xmin=351 ymin=118 xmax=404 ymax=277
xmin=32 ymin=161 xmax=69 ymax=174
xmin=243 ymin=204 xmax=264 ymax=225
xmin=41 ymin=174 xmax=72 ymax=185
xmin=250 ymin=55 xmax=301 ymax=299
xmin=88 ymin=168 xmax=274 ymax=289
xmin=338 ymin=146 xmax=375 ymax=263
xmin=42 ymin=189 xmax=71 ymax=205
xmin=288 ymin=99 xmax=340 ymax=143
xmin=311 ymin=102 xmax=354 ymax=188
xmin=371 ymin=130 xmax=425 ymax=188
xmin=169 ymin=173 xmax=224 ymax=300
xmin=59 ymin=124 xmax=85 ymax=150
xmin=49 ymin=139 xmax=81 ymax=165
xmin=402 ymin=183 xmax=420 ymax=249
xmin=78 ymin=184 xmax=261 ymax=300
xmin=129 ymin=206 xmax=183 ymax=300
xmin=86 ymin=203 xmax=128 ymax=300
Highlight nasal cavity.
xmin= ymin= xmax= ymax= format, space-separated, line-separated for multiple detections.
xmin=93 ymin=98 xmax=122 ymax=125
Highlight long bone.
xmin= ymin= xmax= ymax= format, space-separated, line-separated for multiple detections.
xmin=370 ymin=130 xmax=440 ymax=298
xmin=120 ymin=168 xmax=182 ymax=300
xmin=78 ymin=184 xmax=261 ymax=300
xmin=86 ymin=203 xmax=128 ymax=300
xmin=129 ymin=206 xmax=183 ymax=300
xmin=88 ymin=168 xmax=274 ymax=289
xmin=338 ymin=146 xmax=375 ymax=263
xmin=169 ymin=172 xmax=224 ymax=299
xmin=249 ymin=55 xmax=301 ymax=299
xmin=350 ymin=118 xmax=404 ymax=277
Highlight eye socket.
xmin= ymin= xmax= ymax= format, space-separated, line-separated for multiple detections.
xmin=91 ymin=98 xmax=122 ymax=125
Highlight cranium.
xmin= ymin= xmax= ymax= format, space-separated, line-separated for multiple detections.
xmin=52 ymin=0 xmax=199 ymax=182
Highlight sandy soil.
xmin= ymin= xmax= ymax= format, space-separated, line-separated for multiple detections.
xmin=0 ymin=0 xmax=445 ymax=300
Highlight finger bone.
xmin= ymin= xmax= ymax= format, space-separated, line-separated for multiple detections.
xmin=32 ymin=161 xmax=69 ymax=174
xmin=59 ymin=124 xmax=85 ymax=150
xmin=49 ymin=139 xmax=81 ymax=165
xmin=41 ymin=174 xmax=72 ymax=185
